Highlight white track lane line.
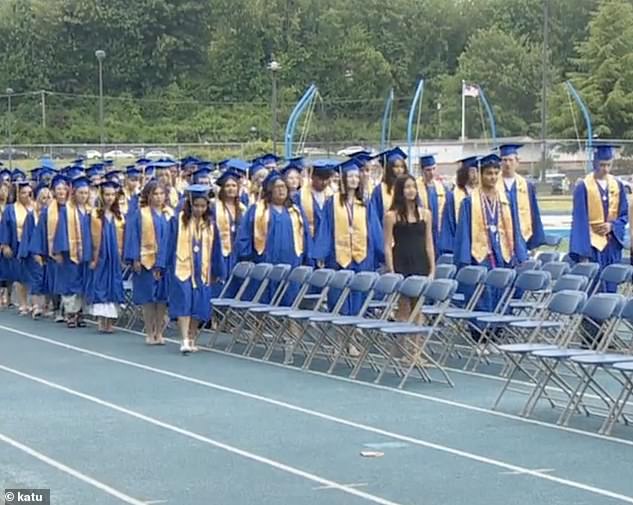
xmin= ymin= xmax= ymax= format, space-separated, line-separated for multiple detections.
xmin=0 ymin=432 xmax=146 ymax=504
xmin=2 ymin=329 xmax=633 ymax=503
xmin=0 ymin=365 xmax=406 ymax=505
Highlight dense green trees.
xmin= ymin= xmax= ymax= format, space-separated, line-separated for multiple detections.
xmin=0 ymin=0 xmax=628 ymax=145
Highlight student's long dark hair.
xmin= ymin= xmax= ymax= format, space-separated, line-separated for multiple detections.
xmin=389 ymin=174 xmax=420 ymax=223
xmin=338 ymin=170 xmax=365 ymax=206
xmin=455 ymin=164 xmax=470 ymax=190
xmin=139 ymin=180 xmax=165 ymax=208
xmin=382 ymin=158 xmax=409 ymax=192
xmin=96 ymin=187 xmax=123 ymax=220
xmin=218 ymin=177 xmax=243 ymax=221
xmin=181 ymin=194 xmax=213 ymax=227
xmin=263 ymin=178 xmax=293 ymax=208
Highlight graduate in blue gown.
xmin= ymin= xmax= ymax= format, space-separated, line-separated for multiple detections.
xmin=236 ymin=170 xmax=311 ymax=305
xmin=569 ymin=145 xmax=628 ymax=293
xmin=0 ymin=181 xmax=33 ymax=314
xmin=85 ymin=180 xmax=126 ymax=333
xmin=455 ymin=155 xmax=517 ymax=323
xmin=159 ymin=185 xmax=225 ymax=354
xmin=121 ymin=166 xmax=141 ymax=216
xmin=281 ymin=157 xmax=305 ymax=206
xmin=369 ymin=147 xmax=409 ymax=223
xmin=0 ymin=178 xmax=11 ymax=307
xmin=497 ymin=144 xmax=546 ymax=260
xmin=439 ymin=156 xmax=479 ymax=254
xmin=416 ymin=154 xmax=447 ymax=258
xmin=211 ymin=168 xmax=246 ymax=297
xmin=32 ymin=175 xmax=92 ymax=328
xmin=313 ymin=158 xmax=383 ymax=315
xmin=124 ymin=180 xmax=173 ymax=345
xmin=20 ymin=184 xmax=51 ymax=318
xmin=244 ymin=160 xmax=269 ymax=207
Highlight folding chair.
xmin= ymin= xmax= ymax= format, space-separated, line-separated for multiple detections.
xmin=434 ymin=263 xmax=457 ymax=280
xmin=516 ymin=258 xmax=541 ymax=273
xmin=492 ymin=289 xmax=588 ymax=410
xmin=569 ymin=262 xmax=600 ymax=291
xmin=263 ymin=269 xmax=355 ymax=362
xmin=561 ymin=253 xmax=575 ymax=266
xmin=223 ymin=263 xmax=292 ymax=352
xmin=544 ymin=234 xmax=563 ymax=249
xmin=373 ymin=279 xmax=459 ymax=388
xmin=437 ymin=253 xmax=454 ymax=265
xmin=537 ymin=250 xmax=561 ymax=265
xmin=450 ymin=265 xmax=488 ymax=308
xmin=348 ymin=275 xmax=430 ymax=379
xmin=593 ymin=263 xmax=633 ymax=296
xmin=542 ymin=261 xmax=570 ymax=284
xmin=521 ymin=293 xmax=625 ymax=419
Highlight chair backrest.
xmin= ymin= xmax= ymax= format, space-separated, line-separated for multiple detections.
xmin=455 ymin=265 xmax=487 ymax=287
xmin=232 ymin=261 xmax=254 ymax=280
xmin=423 ymin=279 xmax=458 ymax=304
xmin=598 ymin=264 xmax=633 ymax=286
xmin=537 ymin=251 xmax=561 ymax=264
xmin=515 ymin=270 xmax=551 ymax=292
xmin=619 ymin=298 xmax=633 ymax=322
xmin=286 ymin=265 xmax=313 ymax=284
xmin=561 ymin=253 xmax=575 ymax=266
xmin=547 ymin=290 xmax=588 ymax=316
xmin=437 ymin=253 xmax=454 ymax=265
xmin=542 ymin=261 xmax=570 ymax=282
xmin=328 ymin=270 xmax=355 ymax=290
xmin=373 ymin=273 xmax=403 ymax=296
xmin=249 ymin=263 xmax=273 ymax=281
xmin=435 ymin=264 xmax=457 ymax=279
xmin=582 ymin=293 xmax=626 ymax=322
xmin=267 ymin=264 xmax=292 ymax=283
xmin=517 ymin=259 xmax=541 ymax=273
xmin=347 ymin=271 xmax=379 ymax=293
xmin=484 ymin=268 xmax=516 ymax=289
xmin=397 ymin=275 xmax=429 ymax=299
xmin=217 ymin=261 xmax=254 ymax=299
xmin=307 ymin=269 xmax=335 ymax=289
xmin=570 ymin=262 xmax=600 ymax=281
xmin=553 ymin=274 xmax=588 ymax=293
xmin=544 ymin=235 xmax=563 ymax=248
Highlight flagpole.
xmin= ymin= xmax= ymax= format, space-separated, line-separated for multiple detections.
xmin=460 ymin=80 xmax=466 ymax=142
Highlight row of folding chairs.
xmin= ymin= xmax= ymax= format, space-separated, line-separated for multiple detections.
xmin=492 ymin=290 xmax=633 ymax=435
xmin=205 ymin=261 xmax=458 ymax=388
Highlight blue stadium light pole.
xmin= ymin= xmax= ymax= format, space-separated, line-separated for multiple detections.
xmin=95 ymin=50 xmax=106 ymax=159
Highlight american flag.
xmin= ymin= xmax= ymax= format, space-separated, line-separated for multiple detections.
xmin=462 ymin=83 xmax=480 ymax=98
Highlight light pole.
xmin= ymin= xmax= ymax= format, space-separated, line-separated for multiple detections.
xmin=437 ymin=101 xmax=442 ymax=138
xmin=268 ymin=58 xmax=280 ymax=154
xmin=6 ymin=88 xmax=13 ymax=169
xmin=540 ymin=0 xmax=549 ymax=180
xmin=95 ymin=49 xmax=106 ymax=156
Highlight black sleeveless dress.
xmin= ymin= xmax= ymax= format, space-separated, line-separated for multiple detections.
xmin=393 ymin=219 xmax=431 ymax=276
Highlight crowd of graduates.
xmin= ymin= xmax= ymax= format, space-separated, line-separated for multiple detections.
xmin=0 ymin=142 xmax=627 ymax=354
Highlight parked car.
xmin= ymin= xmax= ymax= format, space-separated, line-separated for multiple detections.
xmin=52 ymin=148 xmax=78 ymax=160
xmin=0 ymin=148 xmax=29 ymax=160
xmin=104 ymin=150 xmax=134 ymax=159
xmin=145 ymin=150 xmax=174 ymax=159
xmin=83 ymin=150 xmax=102 ymax=159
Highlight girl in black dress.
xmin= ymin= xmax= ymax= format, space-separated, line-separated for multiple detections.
xmin=383 ymin=175 xmax=435 ymax=321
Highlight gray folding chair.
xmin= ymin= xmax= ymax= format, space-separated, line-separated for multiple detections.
xmin=437 ymin=253 xmax=454 ymax=265
xmin=434 ymin=263 xmax=457 ymax=280
xmin=537 ymin=251 xmax=561 ymax=265
xmin=542 ymin=261 xmax=570 ymax=284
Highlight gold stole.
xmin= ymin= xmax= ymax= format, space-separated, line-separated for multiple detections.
xmin=416 ymin=179 xmax=446 ymax=228
xmin=47 ymin=201 xmax=60 ymax=256
xmin=585 ymin=173 xmax=620 ymax=251
xmin=254 ymin=201 xmax=304 ymax=257
xmin=334 ymin=197 xmax=367 ymax=267
xmin=119 ymin=188 xmax=134 ymax=215
xmin=497 ymin=175 xmax=532 ymax=241
xmin=454 ymin=187 xmax=468 ymax=221
xmin=175 ymin=214 xmax=214 ymax=287
xmin=471 ymin=189 xmax=514 ymax=264
xmin=140 ymin=206 xmax=173 ymax=269
xmin=90 ymin=210 xmax=125 ymax=262
xmin=168 ymin=187 xmax=180 ymax=208
xmin=216 ymin=201 xmax=245 ymax=256
xmin=14 ymin=202 xmax=29 ymax=242
xmin=300 ymin=184 xmax=331 ymax=237
xmin=67 ymin=202 xmax=88 ymax=264
xmin=380 ymin=183 xmax=393 ymax=215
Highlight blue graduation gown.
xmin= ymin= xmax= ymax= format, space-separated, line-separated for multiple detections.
xmin=569 ymin=179 xmax=628 ymax=292
xmin=439 ymin=191 xmax=464 ymax=254
xmin=421 ymin=184 xmax=442 ymax=258
xmin=0 ymin=204 xmax=31 ymax=283
xmin=503 ymin=180 xmax=546 ymax=255
xmin=454 ymin=197 xmax=515 ymax=313
xmin=31 ymin=205 xmax=92 ymax=297
xmin=210 ymin=205 xmax=243 ymax=298
xmin=19 ymin=212 xmax=47 ymax=294
xmin=85 ymin=217 xmax=125 ymax=306
xmin=240 ymin=191 xmax=250 ymax=207
xmin=123 ymin=208 xmax=170 ymax=305
xmin=160 ymin=218 xmax=225 ymax=322
xmin=236 ymin=204 xmax=311 ymax=305
xmin=312 ymin=197 xmax=383 ymax=315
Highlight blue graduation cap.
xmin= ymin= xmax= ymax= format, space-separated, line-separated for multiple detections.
xmin=281 ymin=157 xmax=304 ymax=175
xmin=51 ymin=174 xmax=70 ymax=188
xmin=71 ymin=176 xmax=90 ymax=190
xmin=66 ymin=166 xmax=85 ymax=180
xmin=105 ymin=170 xmax=123 ymax=183
xmin=479 ymin=153 xmax=501 ymax=169
xmin=378 ymin=147 xmax=407 ymax=165
xmin=216 ymin=168 xmax=242 ymax=186
xmin=34 ymin=183 xmax=49 ymax=197
xmin=30 ymin=168 xmax=43 ymax=181
xmin=143 ymin=166 xmax=156 ymax=179
xmin=593 ymin=144 xmax=619 ymax=162
xmin=103 ymin=159 xmax=114 ymax=165
xmin=337 ymin=158 xmax=363 ymax=174
xmin=0 ymin=169 xmax=10 ymax=181
xmin=180 ymin=155 xmax=200 ymax=166
xmin=14 ymin=180 xmax=32 ymax=189
xmin=193 ymin=167 xmax=212 ymax=183
xmin=457 ymin=155 xmax=480 ymax=169
xmin=497 ymin=144 xmax=523 ymax=157
xmin=136 ymin=158 xmax=151 ymax=165
xmin=255 ymin=153 xmax=280 ymax=167
xmin=99 ymin=180 xmax=121 ymax=191
xmin=249 ymin=161 xmax=268 ymax=179
xmin=11 ymin=169 xmax=26 ymax=182
xmin=224 ymin=159 xmax=249 ymax=175
xmin=72 ymin=158 xmax=86 ymax=166
xmin=184 ymin=184 xmax=211 ymax=200
xmin=126 ymin=166 xmax=142 ymax=178
xmin=262 ymin=170 xmax=283 ymax=189
xmin=87 ymin=166 xmax=104 ymax=179
xmin=419 ymin=154 xmax=437 ymax=169
xmin=311 ymin=159 xmax=337 ymax=177
xmin=39 ymin=166 xmax=57 ymax=178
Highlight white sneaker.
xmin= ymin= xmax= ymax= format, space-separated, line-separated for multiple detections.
xmin=180 ymin=341 xmax=192 ymax=354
